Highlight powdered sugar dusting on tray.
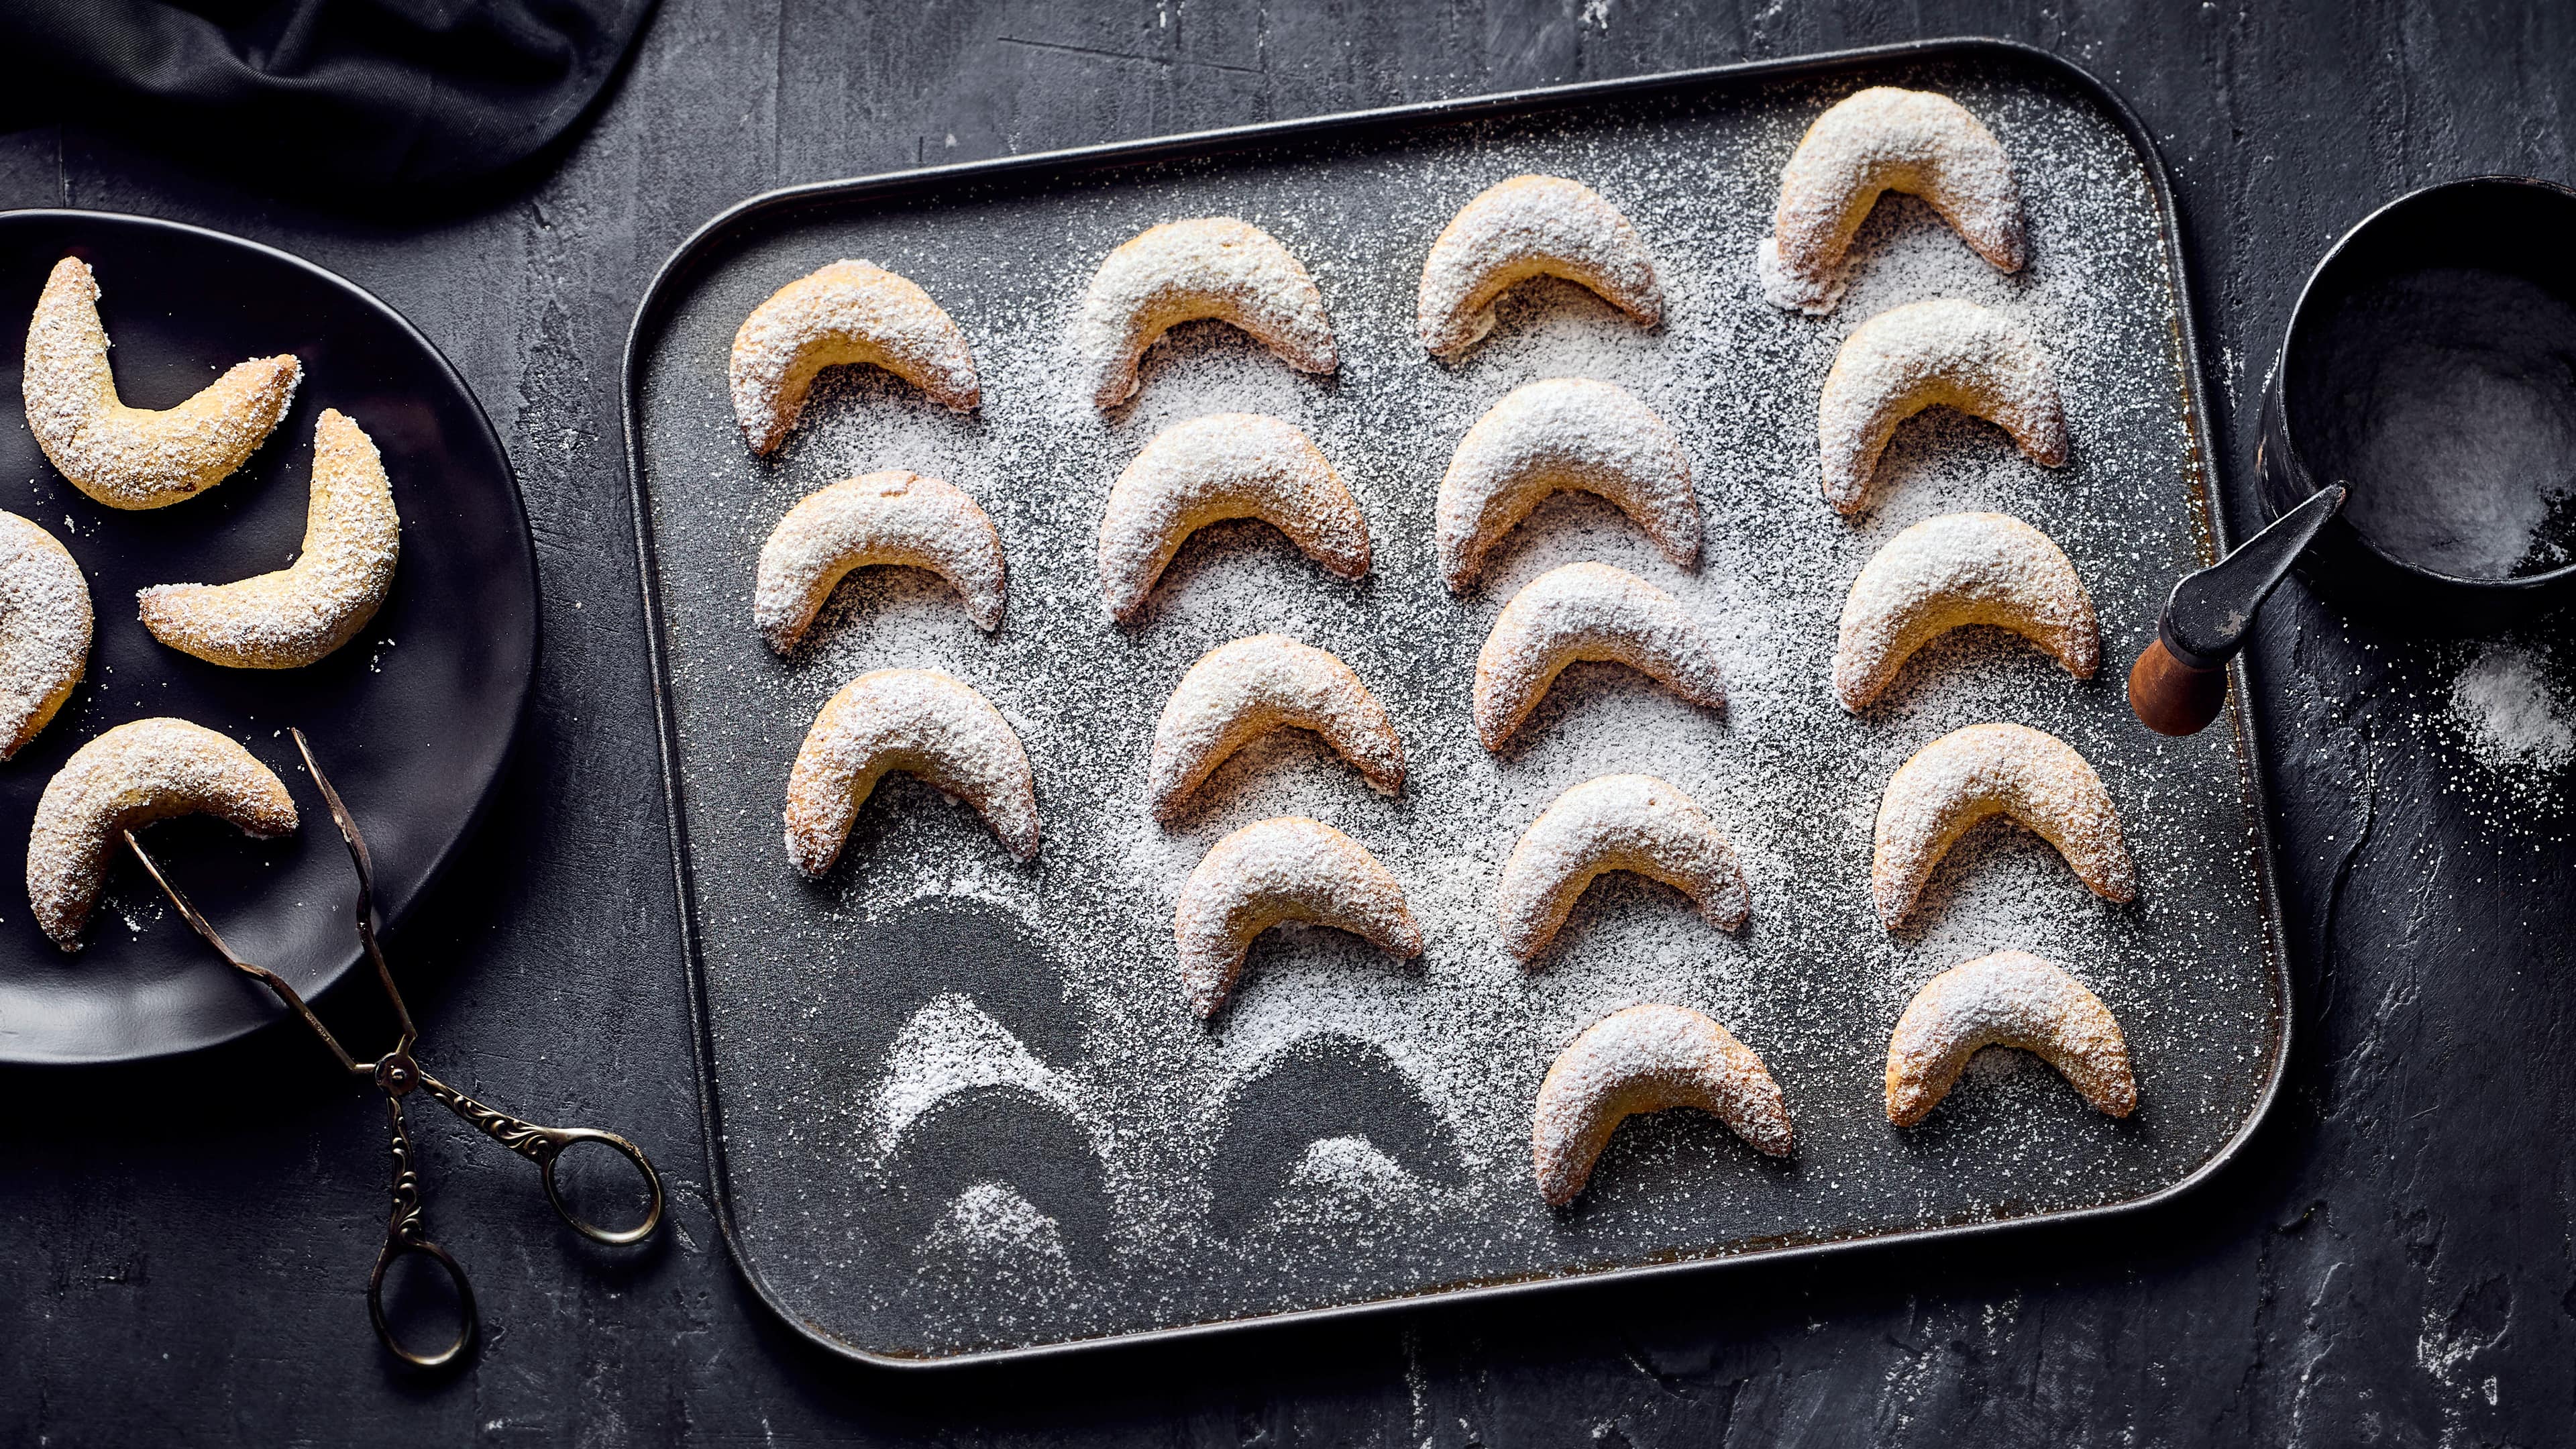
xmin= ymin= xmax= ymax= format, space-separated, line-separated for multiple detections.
xmin=634 ymin=62 xmax=2279 ymax=1357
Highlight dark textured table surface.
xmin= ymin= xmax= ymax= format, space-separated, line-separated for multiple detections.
xmin=4 ymin=3 xmax=2572 ymax=1444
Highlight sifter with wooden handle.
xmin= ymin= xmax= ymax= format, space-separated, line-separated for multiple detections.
xmin=2128 ymin=484 xmax=2345 ymax=736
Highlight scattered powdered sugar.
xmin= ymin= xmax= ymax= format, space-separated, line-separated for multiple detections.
xmin=1417 ymin=175 xmax=1663 ymax=357
xmin=872 ymin=993 xmax=1078 ymax=1157
xmin=636 ymin=62 xmax=2280 ymax=1356
xmin=2450 ymin=642 xmax=2576 ymax=773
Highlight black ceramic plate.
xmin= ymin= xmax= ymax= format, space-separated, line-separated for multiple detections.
xmin=0 ymin=210 xmax=536 ymax=1065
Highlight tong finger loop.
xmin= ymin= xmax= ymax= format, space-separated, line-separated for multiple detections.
xmin=537 ymin=1129 xmax=667 ymax=1247
xmin=419 ymin=1073 xmax=666 ymax=1245
xmin=369 ymin=1236 xmax=477 ymax=1370
xmin=372 ymin=1094 xmax=478 ymax=1368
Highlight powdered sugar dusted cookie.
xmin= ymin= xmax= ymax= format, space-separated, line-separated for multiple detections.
xmin=1885 ymin=950 xmax=2135 ymax=1126
xmin=727 ymin=260 xmax=979 ymax=456
xmin=0 ymin=511 xmax=91 ymax=759
xmin=1819 ymin=298 xmax=2067 ymax=515
xmin=1146 ymin=635 xmax=1402 ymax=820
xmin=23 ymin=256 xmax=300 ymax=509
xmin=1531 ymin=1002 xmax=1792 ymax=1207
xmin=1833 ymin=511 xmax=2095 ymax=710
xmin=28 ymin=717 xmax=299 ymax=949
xmin=1172 ymin=816 xmax=1419 ymax=1018
xmin=1098 ymin=413 xmax=1368 ymax=623
xmin=1497 ymin=775 xmax=1748 ymax=963
xmin=1436 ymin=377 xmax=1697 ymax=594
xmin=1472 ymin=561 xmax=1726 ymax=752
xmin=1872 ymin=721 xmax=2133 ymax=929
xmin=1417 ymin=175 xmax=1662 ymax=359
xmin=754 ymin=470 xmax=1006 ymax=649
xmin=1757 ymin=87 xmax=2026 ymax=315
xmin=784 ymin=668 xmax=1038 ymax=874
xmin=1075 ymin=218 xmax=1336 ymax=410
xmin=137 ymin=409 xmax=398 ymax=669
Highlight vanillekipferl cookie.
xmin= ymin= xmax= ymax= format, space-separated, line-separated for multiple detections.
xmin=1757 ymin=87 xmax=2027 ymax=315
xmin=23 ymin=256 xmax=301 ymax=509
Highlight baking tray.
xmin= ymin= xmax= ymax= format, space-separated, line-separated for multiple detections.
xmin=621 ymin=38 xmax=2290 ymax=1365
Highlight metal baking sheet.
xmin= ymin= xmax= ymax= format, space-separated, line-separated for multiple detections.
xmin=621 ymin=38 xmax=2289 ymax=1365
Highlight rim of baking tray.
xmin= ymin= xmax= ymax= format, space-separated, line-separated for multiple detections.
xmin=618 ymin=34 xmax=2295 ymax=1371
xmin=0 ymin=206 xmax=542 ymax=1067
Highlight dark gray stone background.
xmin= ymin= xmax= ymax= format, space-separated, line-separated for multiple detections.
xmin=2 ymin=1 xmax=2569 ymax=1443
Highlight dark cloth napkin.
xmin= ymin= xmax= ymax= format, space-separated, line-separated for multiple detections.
xmin=0 ymin=0 xmax=657 ymax=203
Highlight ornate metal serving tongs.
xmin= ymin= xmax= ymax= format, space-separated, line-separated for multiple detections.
xmin=125 ymin=727 xmax=664 ymax=1368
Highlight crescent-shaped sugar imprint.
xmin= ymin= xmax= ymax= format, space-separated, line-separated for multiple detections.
xmin=1818 ymin=297 xmax=2068 ymax=515
xmin=1472 ymin=561 xmax=1726 ymax=752
xmin=23 ymin=256 xmax=301 ymax=509
xmin=1436 ymin=377 xmax=1699 ymax=594
xmin=137 ymin=409 xmax=399 ymax=669
xmin=1075 ymin=217 xmax=1338 ymax=411
xmin=0 ymin=512 xmax=92 ymax=759
xmin=754 ymin=471 xmax=1006 ymax=649
xmin=1757 ymin=87 xmax=2027 ymax=315
xmin=1171 ymin=816 xmax=1419 ymax=1018
xmin=1530 ymin=1003 xmax=1792 ymax=1208
xmin=1098 ymin=413 xmax=1368 ymax=623
xmin=727 ymin=259 xmax=979 ymax=456
xmin=1147 ymin=635 xmax=1403 ymax=821
xmin=1496 ymin=775 xmax=1749 ymax=963
xmin=28 ymin=717 xmax=299 ymax=949
xmin=1833 ymin=511 xmax=2096 ymax=710
xmin=1416 ymin=175 xmax=1663 ymax=359
xmin=1885 ymin=950 xmax=2135 ymax=1126
xmin=784 ymin=668 xmax=1038 ymax=875
xmin=1872 ymin=721 xmax=2133 ymax=929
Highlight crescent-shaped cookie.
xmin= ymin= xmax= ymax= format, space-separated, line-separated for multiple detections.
xmin=136 ymin=409 xmax=399 ymax=669
xmin=1872 ymin=721 xmax=2134 ymax=928
xmin=1436 ymin=377 xmax=1698 ymax=594
xmin=753 ymin=471 xmax=1006 ymax=649
xmin=1416 ymin=175 xmax=1663 ymax=359
xmin=1885 ymin=950 xmax=2135 ymax=1126
xmin=1818 ymin=298 xmax=2068 ymax=515
xmin=0 ymin=512 xmax=92 ymax=759
xmin=1172 ymin=816 xmax=1419 ymax=1018
xmin=1833 ymin=511 xmax=2096 ymax=710
xmin=1472 ymin=561 xmax=1726 ymax=752
xmin=1757 ymin=87 xmax=2027 ymax=315
xmin=1530 ymin=1002 xmax=1792 ymax=1207
xmin=784 ymin=668 xmax=1038 ymax=875
xmin=23 ymin=256 xmax=301 ymax=509
xmin=1147 ymin=635 xmax=1403 ymax=820
xmin=1098 ymin=413 xmax=1368 ymax=623
xmin=28 ymin=717 xmax=299 ymax=949
xmin=1075 ymin=217 xmax=1337 ymax=410
xmin=1497 ymin=775 xmax=1748 ymax=963
xmin=727 ymin=259 xmax=979 ymax=456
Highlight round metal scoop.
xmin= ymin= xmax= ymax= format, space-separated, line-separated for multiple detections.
xmin=2131 ymin=175 xmax=2576 ymax=737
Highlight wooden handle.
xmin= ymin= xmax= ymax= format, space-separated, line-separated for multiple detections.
xmin=2127 ymin=638 xmax=2229 ymax=737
